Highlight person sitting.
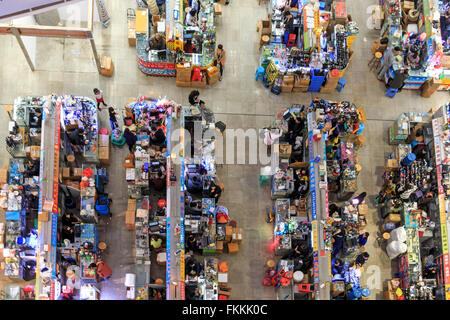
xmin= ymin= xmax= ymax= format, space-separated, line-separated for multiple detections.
xmin=185 ymin=258 xmax=203 ymax=277
xmin=355 ymin=252 xmax=370 ymax=267
xmin=331 ymin=258 xmax=344 ymax=276
xmin=186 ymin=173 xmax=203 ymax=194
xmin=150 ymin=124 xmax=166 ymax=147
xmin=62 ymin=212 xmax=81 ymax=228
xmin=185 ymin=9 xmax=198 ymax=26
xmin=62 ymin=225 xmax=75 ymax=243
xmin=358 ymin=232 xmax=370 ymax=247
xmin=152 ymin=171 xmax=166 ymax=191
xmin=146 ymin=33 xmax=166 ymax=52
xmin=69 ymin=128 xmax=88 ymax=153
xmin=387 ymin=68 xmax=409 ymax=92
xmin=150 ymin=235 xmax=163 ymax=251
xmin=184 ymin=39 xmax=195 ymax=54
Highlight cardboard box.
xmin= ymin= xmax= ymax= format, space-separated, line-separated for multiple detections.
xmin=384 ymin=213 xmax=401 ymax=224
xmin=234 ymin=228 xmax=243 ymax=244
xmin=292 ymin=86 xmax=309 ymax=92
xmin=72 ymin=168 xmax=82 ymax=179
xmin=208 ymin=72 xmax=219 ymax=85
xmin=279 ymin=144 xmax=292 ymax=159
xmin=0 ymin=169 xmax=7 ymax=185
xmin=99 ymin=134 xmax=109 ymax=147
xmin=358 ymin=204 xmax=368 ymax=216
xmin=128 ymin=27 xmax=136 ymax=47
xmin=227 ymin=242 xmax=239 ymax=253
xmin=214 ymin=3 xmax=222 ymax=15
xmin=191 ymin=76 xmax=207 ymax=88
xmin=283 ymin=75 xmax=295 ymax=85
xmin=261 ymin=19 xmax=271 ymax=35
xmin=62 ymin=167 xmax=71 ymax=179
xmin=30 ymin=145 xmax=40 ymax=159
xmin=124 ymin=159 xmax=135 ymax=168
xmin=385 ymin=159 xmax=399 ymax=170
xmin=100 ymin=56 xmax=114 ymax=77
xmin=216 ymin=240 xmax=224 ymax=253
xmin=176 ymin=80 xmax=192 ymax=87
xmin=38 ymin=211 xmax=49 ymax=222
xmin=206 ymin=66 xmax=219 ymax=77
xmin=225 ymin=226 xmax=233 ymax=242
xmin=403 ymin=1 xmax=414 ymax=10
xmin=281 ymin=83 xmax=293 ymax=93
xmin=126 ymin=210 xmax=135 ymax=230
xmin=128 ymin=199 xmax=137 ymax=212
xmin=421 ymin=78 xmax=441 ymax=98
xmin=99 ymin=146 xmax=110 ymax=165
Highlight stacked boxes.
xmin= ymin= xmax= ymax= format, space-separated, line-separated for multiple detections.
xmin=281 ymin=74 xmax=294 ymax=93
xmin=293 ymin=74 xmax=310 ymax=92
xmin=128 ymin=20 xmax=136 ymax=46
xmin=261 ymin=19 xmax=271 ymax=36
xmin=30 ymin=146 xmax=40 ymax=160
xmin=176 ymin=64 xmax=192 ymax=87
xmin=206 ymin=66 xmax=219 ymax=85
xmin=126 ymin=199 xmax=136 ymax=231
xmin=98 ymin=134 xmax=110 ymax=165
xmin=320 ymin=69 xmax=341 ymax=93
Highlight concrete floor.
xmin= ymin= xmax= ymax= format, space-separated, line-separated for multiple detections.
xmin=0 ymin=0 xmax=448 ymax=300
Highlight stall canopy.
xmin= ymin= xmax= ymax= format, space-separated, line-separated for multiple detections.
xmin=0 ymin=0 xmax=85 ymax=22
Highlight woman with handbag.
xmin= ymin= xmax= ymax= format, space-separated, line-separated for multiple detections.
xmin=214 ymin=44 xmax=226 ymax=81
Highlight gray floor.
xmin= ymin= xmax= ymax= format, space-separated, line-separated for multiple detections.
xmin=0 ymin=0 xmax=448 ymax=300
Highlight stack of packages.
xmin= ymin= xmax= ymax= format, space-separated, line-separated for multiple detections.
xmin=62 ymin=167 xmax=83 ymax=190
xmin=98 ymin=132 xmax=110 ymax=165
xmin=206 ymin=66 xmax=219 ymax=85
xmin=281 ymin=74 xmax=295 ymax=93
xmin=224 ymin=224 xmax=243 ymax=254
xmin=176 ymin=63 xmax=193 ymax=87
xmin=217 ymin=261 xmax=231 ymax=300
xmin=128 ymin=19 xmax=136 ymax=47
xmin=126 ymin=199 xmax=136 ymax=231
xmin=320 ymin=69 xmax=341 ymax=93
xmin=293 ymin=73 xmax=310 ymax=92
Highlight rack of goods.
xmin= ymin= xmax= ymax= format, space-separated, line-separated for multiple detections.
xmin=257 ymin=0 xmax=358 ymax=94
xmin=377 ymin=104 xmax=450 ymax=300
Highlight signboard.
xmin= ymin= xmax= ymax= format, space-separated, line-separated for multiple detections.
xmin=166 ymin=217 xmax=171 ymax=299
xmin=312 ymin=220 xmax=318 ymax=251
xmin=0 ymin=0 xmax=83 ymax=19
xmin=432 ymin=119 xmax=442 ymax=165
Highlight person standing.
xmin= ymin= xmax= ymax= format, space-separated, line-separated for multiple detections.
xmin=214 ymin=44 xmax=226 ymax=81
xmin=198 ymin=100 xmax=215 ymax=124
xmin=376 ymin=46 xmax=402 ymax=80
xmin=355 ymin=252 xmax=370 ymax=267
xmin=123 ymin=128 xmax=137 ymax=153
xmin=108 ymin=107 xmax=119 ymax=130
xmin=387 ymin=68 xmax=409 ymax=92
xmin=358 ymin=232 xmax=370 ymax=247
xmin=93 ymin=88 xmax=107 ymax=111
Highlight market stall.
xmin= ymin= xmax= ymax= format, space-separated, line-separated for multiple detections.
xmin=257 ymin=0 xmax=358 ymax=94
xmin=377 ymin=104 xmax=450 ymax=300
xmin=135 ymin=0 xmax=220 ymax=87
xmin=376 ymin=0 xmax=450 ymax=93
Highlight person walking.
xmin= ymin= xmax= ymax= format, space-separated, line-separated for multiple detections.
xmin=108 ymin=107 xmax=119 ymax=130
xmin=93 ymin=88 xmax=107 ymax=111
xmin=214 ymin=44 xmax=226 ymax=81
xmin=123 ymin=128 xmax=137 ymax=153
xmin=188 ymin=90 xmax=200 ymax=106
xmin=376 ymin=46 xmax=402 ymax=80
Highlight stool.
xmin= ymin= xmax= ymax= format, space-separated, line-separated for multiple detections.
xmin=265 ymin=260 xmax=275 ymax=268
xmin=259 ymin=175 xmax=270 ymax=186
xmin=260 ymin=35 xmax=270 ymax=49
xmin=67 ymin=154 xmax=76 ymax=164
xmin=293 ymin=271 xmax=304 ymax=283
xmin=229 ymin=220 xmax=237 ymax=228
xmin=255 ymin=67 xmax=265 ymax=81
xmin=298 ymin=283 xmax=313 ymax=293
xmin=287 ymin=34 xmax=296 ymax=47
xmin=383 ymin=232 xmax=391 ymax=240
xmin=336 ymin=78 xmax=346 ymax=92
xmin=98 ymin=242 xmax=107 ymax=254
xmin=155 ymin=278 xmax=164 ymax=285
xmin=368 ymin=52 xmax=383 ymax=71
xmin=385 ymin=88 xmax=398 ymax=98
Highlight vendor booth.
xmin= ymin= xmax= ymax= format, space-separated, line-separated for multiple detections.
xmin=256 ymin=0 xmax=358 ymax=94
xmin=378 ymin=104 xmax=450 ymax=300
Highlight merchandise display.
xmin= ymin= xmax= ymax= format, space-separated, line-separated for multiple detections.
xmin=257 ymin=0 xmax=358 ymax=94
xmin=376 ymin=0 xmax=450 ymax=91
xmin=135 ymin=0 xmax=218 ymax=86
xmin=377 ymin=103 xmax=450 ymax=300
